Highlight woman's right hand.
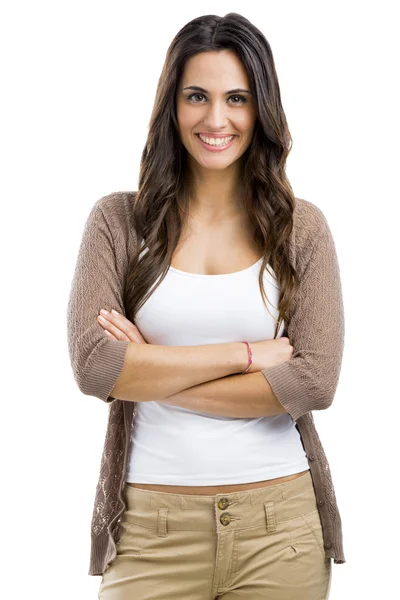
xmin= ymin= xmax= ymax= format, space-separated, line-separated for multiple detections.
xmin=243 ymin=337 xmax=294 ymax=373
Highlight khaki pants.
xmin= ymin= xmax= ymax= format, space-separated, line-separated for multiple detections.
xmin=98 ymin=470 xmax=332 ymax=599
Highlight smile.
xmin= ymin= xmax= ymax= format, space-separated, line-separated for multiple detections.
xmin=195 ymin=133 xmax=237 ymax=152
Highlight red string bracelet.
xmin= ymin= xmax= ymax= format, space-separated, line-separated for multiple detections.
xmin=241 ymin=341 xmax=253 ymax=374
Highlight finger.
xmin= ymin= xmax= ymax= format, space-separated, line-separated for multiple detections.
xmin=100 ymin=310 xmax=143 ymax=343
xmin=132 ymin=324 xmax=148 ymax=344
xmin=104 ymin=329 xmax=118 ymax=341
xmin=97 ymin=315 xmax=131 ymax=341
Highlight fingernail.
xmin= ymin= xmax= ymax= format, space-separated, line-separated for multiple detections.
xmin=111 ymin=309 xmax=119 ymax=316
xmin=100 ymin=309 xmax=109 ymax=316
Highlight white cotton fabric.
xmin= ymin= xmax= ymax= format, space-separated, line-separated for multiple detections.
xmin=125 ymin=256 xmax=309 ymax=485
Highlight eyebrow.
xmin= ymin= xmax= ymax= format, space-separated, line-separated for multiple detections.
xmin=182 ymin=85 xmax=251 ymax=95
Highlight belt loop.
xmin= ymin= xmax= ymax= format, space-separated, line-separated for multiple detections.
xmin=264 ymin=501 xmax=276 ymax=533
xmin=157 ymin=508 xmax=168 ymax=537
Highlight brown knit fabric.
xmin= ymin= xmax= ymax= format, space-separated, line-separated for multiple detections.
xmin=66 ymin=192 xmax=346 ymax=576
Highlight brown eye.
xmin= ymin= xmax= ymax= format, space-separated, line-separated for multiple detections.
xmin=187 ymin=93 xmax=247 ymax=105
xmin=187 ymin=93 xmax=205 ymax=103
xmin=229 ymin=95 xmax=247 ymax=104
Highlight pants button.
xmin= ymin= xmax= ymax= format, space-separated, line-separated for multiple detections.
xmin=220 ymin=512 xmax=231 ymax=525
xmin=218 ymin=498 xmax=230 ymax=510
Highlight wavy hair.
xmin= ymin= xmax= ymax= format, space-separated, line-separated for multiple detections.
xmin=124 ymin=12 xmax=299 ymax=339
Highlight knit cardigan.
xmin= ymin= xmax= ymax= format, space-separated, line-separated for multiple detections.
xmin=66 ymin=191 xmax=346 ymax=576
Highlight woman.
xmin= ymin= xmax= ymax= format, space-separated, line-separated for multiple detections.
xmin=67 ymin=12 xmax=344 ymax=599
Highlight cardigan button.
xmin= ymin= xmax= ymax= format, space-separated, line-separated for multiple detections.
xmin=308 ymin=454 xmax=316 ymax=461
xmin=324 ymin=541 xmax=332 ymax=549
xmin=318 ymin=499 xmax=325 ymax=507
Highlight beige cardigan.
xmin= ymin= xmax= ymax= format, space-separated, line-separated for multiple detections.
xmin=66 ymin=191 xmax=346 ymax=575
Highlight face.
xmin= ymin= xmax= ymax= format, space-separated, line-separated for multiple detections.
xmin=176 ymin=50 xmax=257 ymax=171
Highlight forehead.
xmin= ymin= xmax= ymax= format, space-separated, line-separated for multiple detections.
xmin=180 ymin=50 xmax=250 ymax=89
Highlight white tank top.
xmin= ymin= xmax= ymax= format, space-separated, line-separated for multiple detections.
xmin=125 ymin=254 xmax=308 ymax=485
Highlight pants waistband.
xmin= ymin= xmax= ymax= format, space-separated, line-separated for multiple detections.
xmin=119 ymin=471 xmax=317 ymax=532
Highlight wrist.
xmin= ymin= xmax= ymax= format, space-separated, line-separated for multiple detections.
xmin=232 ymin=342 xmax=251 ymax=373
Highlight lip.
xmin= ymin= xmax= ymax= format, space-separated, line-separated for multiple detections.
xmin=195 ymin=133 xmax=236 ymax=152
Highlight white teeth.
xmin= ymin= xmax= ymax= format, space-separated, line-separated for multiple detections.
xmin=198 ymin=134 xmax=234 ymax=146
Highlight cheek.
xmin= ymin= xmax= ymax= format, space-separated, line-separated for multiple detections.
xmin=176 ymin=105 xmax=196 ymax=133
xmin=240 ymin=111 xmax=257 ymax=135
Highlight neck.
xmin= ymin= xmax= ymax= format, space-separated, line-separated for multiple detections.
xmin=186 ymin=159 xmax=245 ymax=221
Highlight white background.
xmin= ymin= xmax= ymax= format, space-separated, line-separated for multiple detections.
xmin=1 ymin=1 xmax=399 ymax=598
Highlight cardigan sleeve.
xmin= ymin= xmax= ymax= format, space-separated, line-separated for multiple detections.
xmin=260 ymin=211 xmax=345 ymax=422
xmin=66 ymin=200 xmax=130 ymax=404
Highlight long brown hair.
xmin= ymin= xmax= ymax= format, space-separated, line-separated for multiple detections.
xmin=124 ymin=12 xmax=299 ymax=339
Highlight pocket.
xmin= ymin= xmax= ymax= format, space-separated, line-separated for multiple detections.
xmin=299 ymin=507 xmax=325 ymax=558
xmin=115 ymin=516 xmax=151 ymax=556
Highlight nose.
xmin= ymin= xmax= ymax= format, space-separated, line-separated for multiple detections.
xmin=203 ymin=101 xmax=229 ymax=131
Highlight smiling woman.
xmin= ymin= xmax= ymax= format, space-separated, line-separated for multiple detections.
xmin=66 ymin=10 xmax=344 ymax=599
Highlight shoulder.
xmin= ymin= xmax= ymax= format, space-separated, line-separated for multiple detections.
xmin=93 ymin=191 xmax=137 ymax=227
xmin=88 ymin=191 xmax=138 ymax=245
xmin=291 ymin=197 xmax=336 ymax=271
xmin=293 ymin=196 xmax=331 ymax=241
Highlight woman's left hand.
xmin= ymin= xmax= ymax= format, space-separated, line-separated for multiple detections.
xmin=97 ymin=309 xmax=148 ymax=343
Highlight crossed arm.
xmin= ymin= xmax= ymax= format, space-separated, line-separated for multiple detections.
xmin=98 ymin=313 xmax=287 ymax=418
xmin=161 ymin=371 xmax=287 ymax=418
xmin=94 ymin=309 xmax=287 ymax=418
